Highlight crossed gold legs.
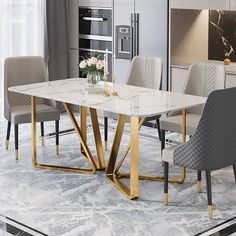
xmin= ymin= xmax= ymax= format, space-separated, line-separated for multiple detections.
xmin=106 ymin=112 xmax=187 ymax=200
xmin=114 ymin=112 xmax=187 ymax=185
xmin=106 ymin=115 xmax=140 ymax=199
xmin=31 ymin=96 xmax=105 ymax=173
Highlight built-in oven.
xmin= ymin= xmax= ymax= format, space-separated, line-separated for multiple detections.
xmin=79 ymin=8 xmax=112 ymax=37
xmin=79 ymin=7 xmax=113 ymax=80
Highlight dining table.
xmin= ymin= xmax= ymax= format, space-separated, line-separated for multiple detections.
xmin=9 ymin=78 xmax=207 ymax=200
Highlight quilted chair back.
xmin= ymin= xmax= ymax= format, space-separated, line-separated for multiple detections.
xmin=183 ymin=62 xmax=225 ymax=114
xmin=174 ymin=87 xmax=236 ymax=171
xmin=4 ymin=56 xmax=47 ymax=120
xmin=126 ymin=56 xmax=162 ymax=90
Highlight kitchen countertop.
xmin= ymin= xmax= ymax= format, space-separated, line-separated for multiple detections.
xmin=171 ymin=61 xmax=236 ymax=75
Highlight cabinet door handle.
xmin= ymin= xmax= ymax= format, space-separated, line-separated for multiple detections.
xmin=82 ymin=17 xmax=107 ymax=22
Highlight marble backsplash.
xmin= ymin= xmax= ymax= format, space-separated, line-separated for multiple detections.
xmin=209 ymin=10 xmax=236 ymax=62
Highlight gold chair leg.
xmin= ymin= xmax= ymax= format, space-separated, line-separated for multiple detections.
xmin=31 ymin=96 xmax=98 ymax=174
xmin=56 ymin=145 xmax=59 ymax=156
xmin=5 ymin=140 xmax=9 ymax=150
xmin=197 ymin=181 xmax=202 ymax=193
xmin=164 ymin=193 xmax=168 ymax=206
xmin=208 ymin=205 xmax=213 ymax=219
xmin=105 ymin=141 xmax=108 ymax=151
xmin=41 ymin=136 xmax=45 ymax=145
xmin=15 ymin=150 xmax=19 ymax=161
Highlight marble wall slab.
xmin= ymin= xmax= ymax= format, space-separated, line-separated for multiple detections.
xmin=209 ymin=10 xmax=236 ymax=62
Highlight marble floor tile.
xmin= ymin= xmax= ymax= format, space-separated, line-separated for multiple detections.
xmin=0 ymin=114 xmax=235 ymax=236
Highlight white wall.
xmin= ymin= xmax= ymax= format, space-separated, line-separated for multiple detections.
xmin=171 ymin=9 xmax=209 ymax=64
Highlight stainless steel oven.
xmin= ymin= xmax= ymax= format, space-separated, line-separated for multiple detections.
xmin=79 ymin=8 xmax=112 ymax=37
xmin=79 ymin=7 xmax=113 ymax=80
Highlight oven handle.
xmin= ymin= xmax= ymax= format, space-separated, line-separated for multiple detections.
xmin=82 ymin=17 xmax=107 ymax=22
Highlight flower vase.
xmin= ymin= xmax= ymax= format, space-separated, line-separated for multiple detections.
xmin=87 ymin=72 xmax=100 ymax=87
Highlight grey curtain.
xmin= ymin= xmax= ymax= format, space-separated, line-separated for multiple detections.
xmin=46 ymin=0 xmax=70 ymax=110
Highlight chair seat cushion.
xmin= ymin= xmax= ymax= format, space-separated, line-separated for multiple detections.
xmin=160 ymin=113 xmax=201 ymax=135
xmin=10 ymin=104 xmax=60 ymax=124
xmin=162 ymin=145 xmax=179 ymax=164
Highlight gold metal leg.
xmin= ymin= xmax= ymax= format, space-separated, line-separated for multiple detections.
xmin=15 ymin=150 xmax=19 ymax=161
xmin=114 ymin=118 xmax=145 ymax=175
xmin=80 ymin=106 xmax=87 ymax=157
xmin=5 ymin=140 xmax=9 ymax=150
xmin=115 ymin=112 xmax=187 ymax=184
xmin=164 ymin=193 xmax=168 ymax=206
xmin=106 ymin=115 xmax=138 ymax=199
xmin=198 ymin=181 xmax=202 ymax=193
xmin=41 ymin=136 xmax=45 ymax=145
xmin=56 ymin=145 xmax=59 ymax=156
xmin=31 ymin=96 xmax=98 ymax=174
xmin=32 ymin=96 xmax=37 ymax=167
xmin=90 ymin=108 xmax=106 ymax=170
xmin=208 ymin=205 xmax=213 ymax=219
xmin=106 ymin=115 xmax=140 ymax=199
xmin=130 ymin=116 xmax=139 ymax=198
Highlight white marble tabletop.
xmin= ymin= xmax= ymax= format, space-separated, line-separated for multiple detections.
xmin=9 ymin=78 xmax=207 ymax=117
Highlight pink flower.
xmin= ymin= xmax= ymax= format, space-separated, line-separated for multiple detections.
xmin=96 ymin=60 xmax=104 ymax=70
xmin=90 ymin=57 xmax=98 ymax=65
xmin=79 ymin=60 xmax=87 ymax=69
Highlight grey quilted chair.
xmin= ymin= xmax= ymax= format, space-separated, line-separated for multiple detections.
xmin=162 ymin=87 xmax=236 ymax=219
xmin=4 ymin=56 xmax=60 ymax=160
xmin=104 ymin=56 xmax=163 ymax=150
xmin=160 ymin=62 xmax=225 ymax=139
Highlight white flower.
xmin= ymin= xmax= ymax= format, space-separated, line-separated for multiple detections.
xmin=87 ymin=60 xmax=92 ymax=67
xmin=96 ymin=60 xmax=104 ymax=70
xmin=79 ymin=60 xmax=87 ymax=69
xmin=90 ymin=57 xmax=98 ymax=65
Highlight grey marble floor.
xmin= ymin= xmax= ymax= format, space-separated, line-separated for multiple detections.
xmin=0 ymin=113 xmax=236 ymax=236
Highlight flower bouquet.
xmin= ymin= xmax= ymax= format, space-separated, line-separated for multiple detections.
xmin=79 ymin=53 xmax=104 ymax=87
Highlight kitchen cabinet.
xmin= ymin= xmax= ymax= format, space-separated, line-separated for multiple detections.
xmin=170 ymin=67 xmax=188 ymax=92
xmin=79 ymin=0 xmax=112 ymax=8
xmin=170 ymin=65 xmax=236 ymax=92
xmin=170 ymin=0 xmax=230 ymax=10
xmin=226 ymin=75 xmax=236 ymax=88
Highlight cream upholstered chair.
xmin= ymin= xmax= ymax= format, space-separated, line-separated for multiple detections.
xmin=4 ymin=56 xmax=60 ymax=160
xmin=104 ymin=56 xmax=163 ymax=150
xmin=160 ymin=62 xmax=226 ymax=141
xmin=162 ymin=87 xmax=236 ymax=219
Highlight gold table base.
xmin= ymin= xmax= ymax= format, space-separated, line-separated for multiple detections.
xmin=106 ymin=110 xmax=187 ymax=200
xmin=31 ymin=96 xmax=105 ymax=174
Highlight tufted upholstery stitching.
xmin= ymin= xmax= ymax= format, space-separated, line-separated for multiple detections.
xmin=173 ymin=87 xmax=236 ymax=171
xmin=145 ymin=57 xmax=155 ymax=89
xmin=204 ymin=62 xmax=216 ymax=97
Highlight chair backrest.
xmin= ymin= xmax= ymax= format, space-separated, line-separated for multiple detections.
xmin=4 ymin=56 xmax=47 ymax=120
xmin=174 ymin=87 xmax=236 ymax=171
xmin=126 ymin=56 xmax=162 ymax=90
xmin=183 ymin=62 xmax=225 ymax=114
